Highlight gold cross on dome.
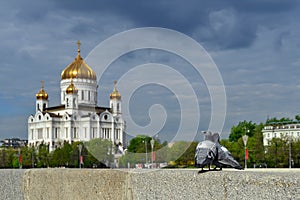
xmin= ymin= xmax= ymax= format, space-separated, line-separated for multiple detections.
xmin=77 ymin=40 xmax=81 ymax=52
xmin=113 ymin=80 xmax=117 ymax=91
xmin=41 ymin=80 xmax=44 ymax=89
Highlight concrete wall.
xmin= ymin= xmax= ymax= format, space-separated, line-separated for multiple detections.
xmin=0 ymin=169 xmax=299 ymax=200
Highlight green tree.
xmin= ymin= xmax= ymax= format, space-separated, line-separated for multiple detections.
xmin=70 ymin=142 xmax=81 ymax=167
xmin=85 ymin=139 xmax=113 ymax=167
xmin=166 ymin=141 xmax=195 ymax=167
xmin=12 ymin=157 xmax=19 ymax=168
xmin=127 ymin=135 xmax=152 ymax=153
xmin=229 ymin=120 xmax=256 ymax=142
xmin=265 ymin=138 xmax=288 ymax=167
xmin=175 ymin=141 xmax=198 ymax=167
xmin=0 ymin=149 xmax=6 ymax=168
xmin=155 ymin=142 xmax=168 ymax=163
xmin=119 ymin=152 xmax=145 ymax=168
xmin=223 ymin=122 xmax=267 ymax=168
xmin=21 ymin=146 xmax=35 ymax=168
xmin=36 ymin=144 xmax=50 ymax=167
xmin=293 ymin=140 xmax=300 ymax=167
xmin=251 ymin=123 xmax=265 ymax=164
xmin=50 ymin=142 xmax=73 ymax=167
xmin=119 ymin=136 xmax=167 ymax=167
xmin=4 ymin=148 xmax=17 ymax=168
xmin=266 ymin=117 xmax=293 ymax=124
xmin=295 ymin=115 xmax=300 ymax=121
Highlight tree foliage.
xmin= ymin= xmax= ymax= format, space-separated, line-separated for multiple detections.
xmin=2 ymin=117 xmax=300 ymax=169
xmin=120 ymin=138 xmax=197 ymax=168
xmin=85 ymin=138 xmax=113 ymax=166
xmin=229 ymin=120 xmax=256 ymax=142
xmin=0 ymin=139 xmax=116 ymax=168
xmin=222 ymin=119 xmax=300 ymax=168
xmin=223 ymin=121 xmax=267 ymax=167
xmin=126 ymin=135 xmax=153 ymax=153
xmin=172 ymin=141 xmax=198 ymax=167
xmin=119 ymin=135 xmax=167 ymax=167
xmin=266 ymin=117 xmax=293 ymax=124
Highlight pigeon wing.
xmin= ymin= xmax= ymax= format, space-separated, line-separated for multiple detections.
xmin=216 ymin=144 xmax=243 ymax=169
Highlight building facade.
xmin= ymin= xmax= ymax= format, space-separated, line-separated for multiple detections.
xmin=262 ymin=123 xmax=300 ymax=146
xmin=28 ymin=41 xmax=125 ymax=152
xmin=0 ymin=138 xmax=28 ymax=148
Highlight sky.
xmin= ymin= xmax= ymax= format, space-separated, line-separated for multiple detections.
xmin=1 ymin=0 xmax=300 ymax=142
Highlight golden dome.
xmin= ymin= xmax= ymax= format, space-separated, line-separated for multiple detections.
xmin=61 ymin=41 xmax=97 ymax=80
xmin=66 ymin=80 xmax=78 ymax=94
xmin=110 ymin=80 xmax=121 ymax=100
xmin=36 ymin=80 xmax=48 ymax=100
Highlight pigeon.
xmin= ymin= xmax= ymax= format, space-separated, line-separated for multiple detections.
xmin=215 ymin=145 xmax=243 ymax=170
xmin=195 ymin=131 xmax=243 ymax=173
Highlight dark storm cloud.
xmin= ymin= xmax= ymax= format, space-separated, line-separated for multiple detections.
xmin=51 ymin=0 xmax=297 ymax=49
xmin=230 ymin=0 xmax=297 ymax=13
xmin=3 ymin=0 xmax=297 ymax=51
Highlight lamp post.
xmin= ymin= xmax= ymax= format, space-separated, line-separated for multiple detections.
xmin=143 ymin=139 xmax=148 ymax=168
xmin=115 ymin=139 xmax=119 ymax=153
xmin=289 ymin=135 xmax=292 ymax=169
xmin=242 ymin=134 xmax=249 ymax=169
xmin=78 ymin=144 xmax=82 ymax=169
xmin=107 ymin=144 xmax=113 ymax=168
xmin=150 ymin=138 xmax=154 ymax=169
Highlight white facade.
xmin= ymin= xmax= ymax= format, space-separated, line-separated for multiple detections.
xmin=28 ymin=42 xmax=125 ymax=152
xmin=262 ymin=124 xmax=300 ymax=146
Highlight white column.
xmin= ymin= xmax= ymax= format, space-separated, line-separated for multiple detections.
xmin=111 ymin=118 xmax=115 ymax=142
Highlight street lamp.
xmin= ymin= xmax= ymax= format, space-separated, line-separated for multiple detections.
xmin=107 ymin=145 xmax=113 ymax=168
xmin=289 ymin=134 xmax=292 ymax=169
xmin=242 ymin=134 xmax=249 ymax=169
xmin=143 ymin=139 xmax=148 ymax=168
xmin=115 ymin=139 xmax=120 ymax=153
xmin=150 ymin=138 xmax=155 ymax=169
xmin=78 ymin=144 xmax=82 ymax=169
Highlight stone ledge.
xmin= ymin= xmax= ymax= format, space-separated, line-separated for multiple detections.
xmin=0 ymin=169 xmax=299 ymax=200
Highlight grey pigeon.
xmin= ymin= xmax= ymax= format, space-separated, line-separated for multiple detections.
xmin=195 ymin=131 xmax=243 ymax=172
xmin=215 ymin=145 xmax=243 ymax=170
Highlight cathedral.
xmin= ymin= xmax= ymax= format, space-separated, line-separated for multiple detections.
xmin=28 ymin=41 xmax=125 ymax=152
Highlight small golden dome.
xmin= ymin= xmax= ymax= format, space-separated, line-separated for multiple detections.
xmin=66 ymin=80 xmax=78 ymax=94
xmin=61 ymin=41 xmax=97 ymax=80
xmin=36 ymin=80 xmax=48 ymax=100
xmin=110 ymin=80 xmax=121 ymax=100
